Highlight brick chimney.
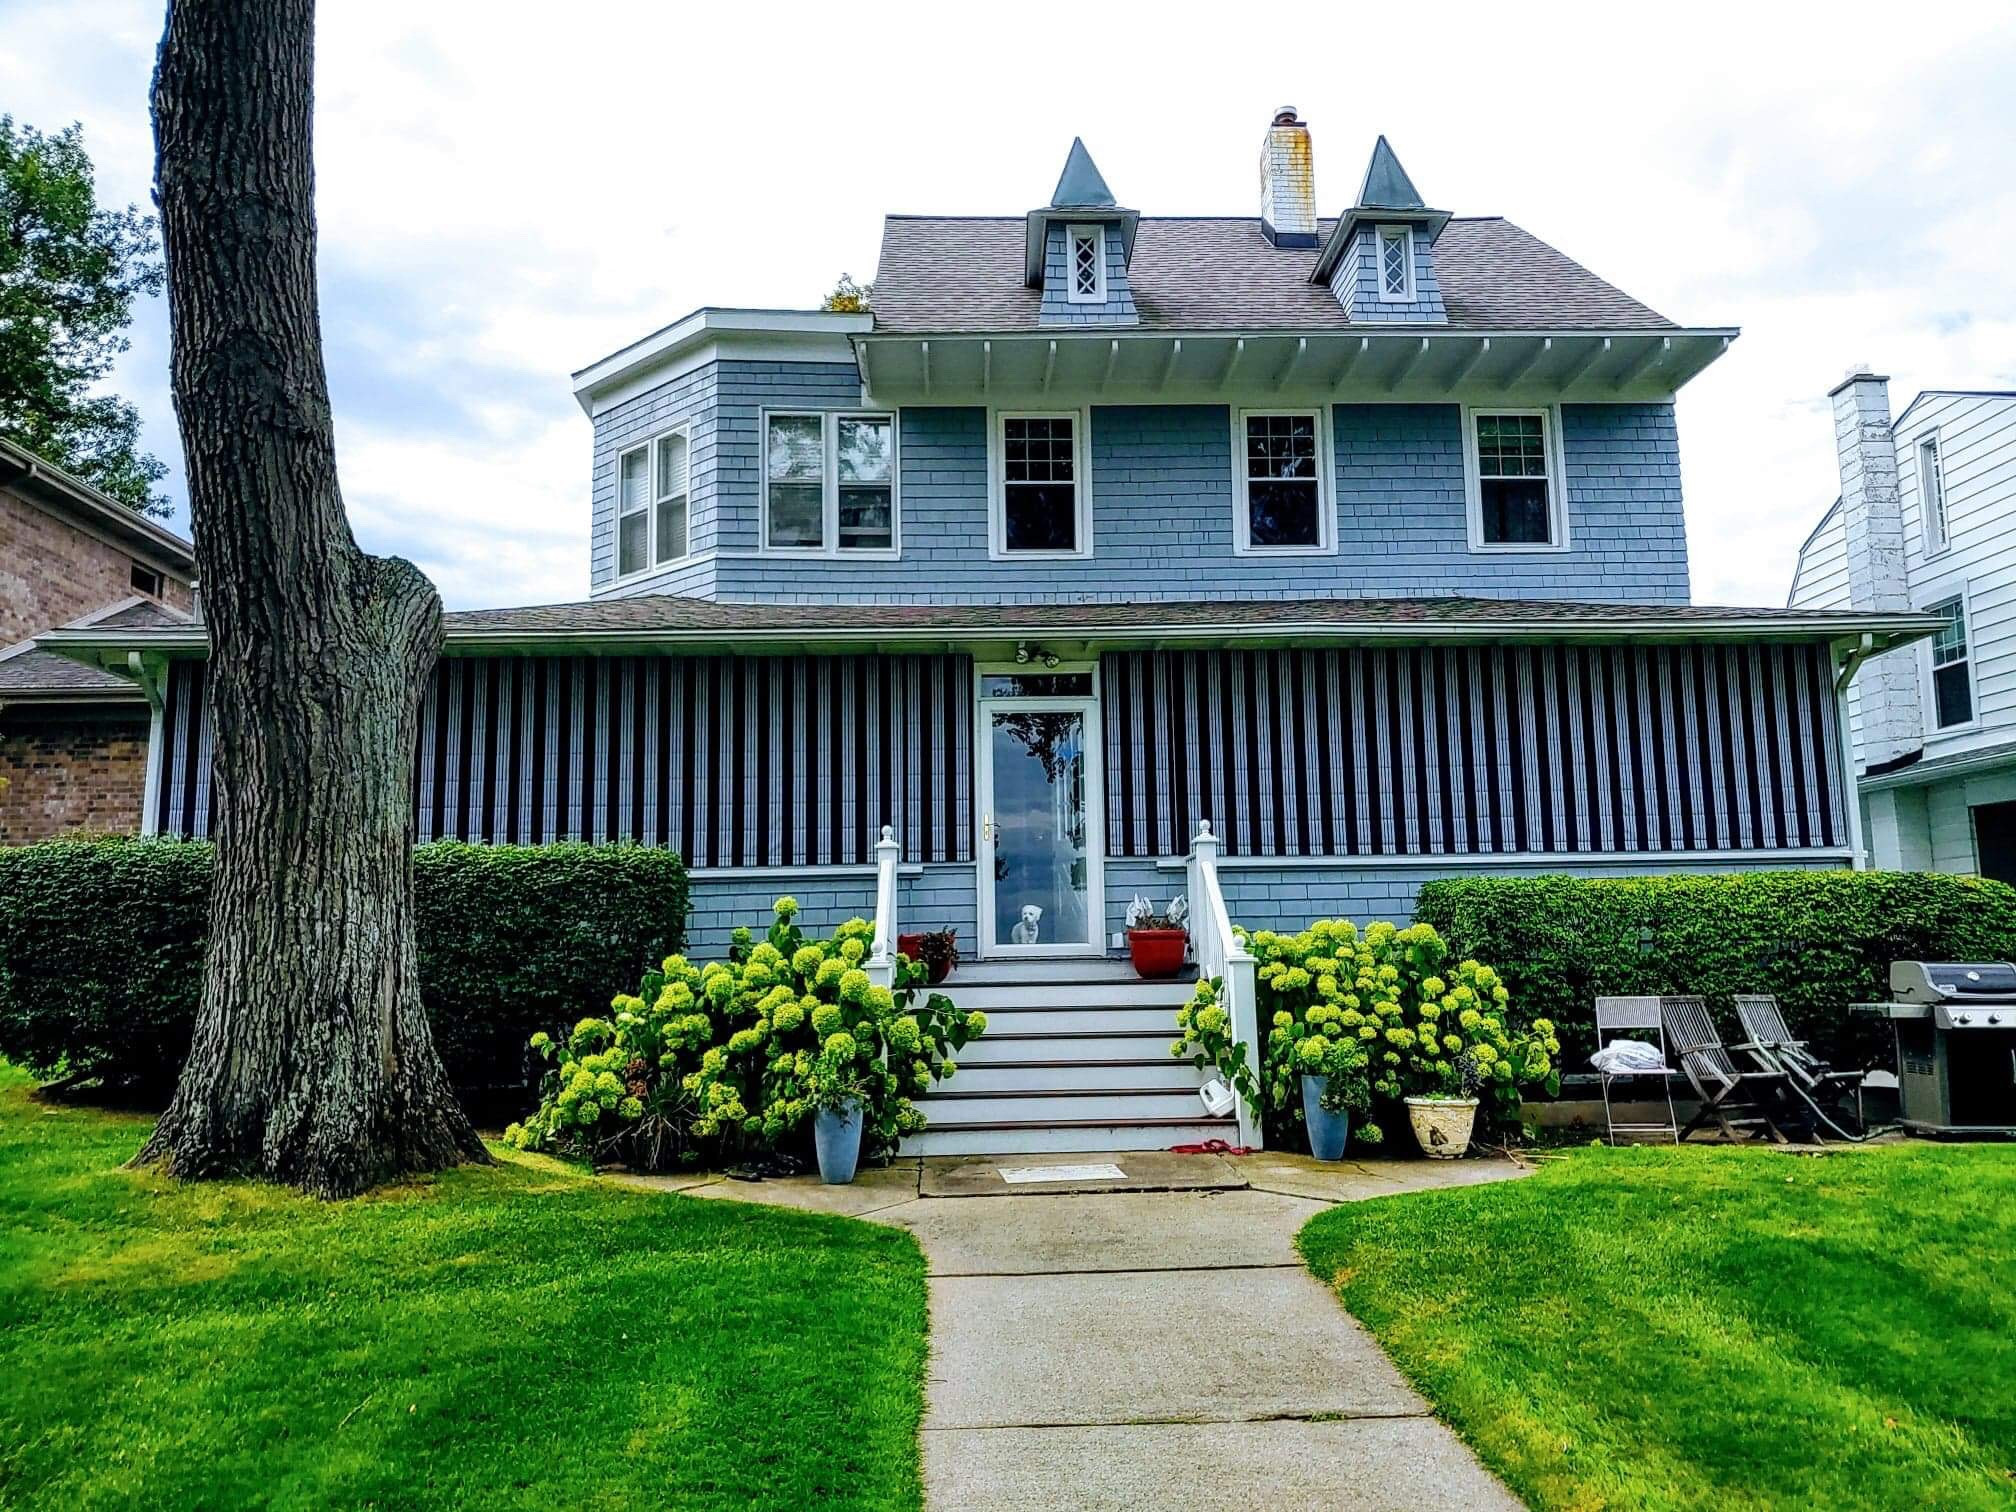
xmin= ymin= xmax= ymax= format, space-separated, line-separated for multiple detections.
xmin=1259 ymin=107 xmax=1317 ymax=248
xmin=1831 ymin=367 xmax=1921 ymax=769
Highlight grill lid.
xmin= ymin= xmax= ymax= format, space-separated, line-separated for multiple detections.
xmin=1890 ymin=960 xmax=2016 ymax=1004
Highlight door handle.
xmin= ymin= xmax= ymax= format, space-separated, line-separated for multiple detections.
xmin=981 ymin=813 xmax=994 ymax=844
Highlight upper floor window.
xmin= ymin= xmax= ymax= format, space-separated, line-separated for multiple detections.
xmin=1236 ymin=410 xmax=1330 ymax=553
xmin=993 ymin=411 xmax=1088 ymax=557
xmin=763 ymin=411 xmax=896 ymax=555
xmin=1377 ymin=226 xmax=1414 ymax=301
xmin=618 ymin=427 xmax=689 ymax=576
xmin=1466 ymin=407 xmax=1564 ymax=551
xmin=1919 ymin=432 xmax=1949 ymax=554
xmin=130 ymin=562 xmax=164 ymax=598
xmin=1066 ymin=225 xmax=1106 ymax=304
xmin=1929 ymin=595 xmax=1973 ymax=730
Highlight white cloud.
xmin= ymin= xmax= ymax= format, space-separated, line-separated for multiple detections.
xmin=6 ymin=0 xmax=2014 ymax=608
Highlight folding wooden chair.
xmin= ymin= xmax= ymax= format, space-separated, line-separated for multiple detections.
xmin=1734 ymin=994 xmax=1867 ymax=1139
xmin=1592 ymin=996 xmax=1678 ymax=1144
xmin=1660 ymin=995 xmax=1791 ymax=1143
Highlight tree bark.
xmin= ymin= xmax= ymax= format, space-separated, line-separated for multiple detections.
xmin=133 ymin=0 xmax=488 ymax=1197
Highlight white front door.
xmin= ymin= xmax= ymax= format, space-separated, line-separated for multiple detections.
xmin=975 ymin=672 xmax=1104 ymax=957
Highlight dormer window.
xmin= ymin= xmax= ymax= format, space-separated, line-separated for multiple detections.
xmin=1377 ymin=226 xmax=1414 ymax=301
xmin=1067 ymin=225 xmax=1106 ymax=303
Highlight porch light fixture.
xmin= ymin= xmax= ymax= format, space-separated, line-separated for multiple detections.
xmin=1014 ymin=640 xmax=1062 ymax=669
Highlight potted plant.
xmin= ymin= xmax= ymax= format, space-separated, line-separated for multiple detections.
xmin=1294 ymin=1031 xmax=1375 ymax=1161
xmin=807 ymin=1040 xmax=872 ymax=1185
xmin=1382 ymin=960 xmax=1559 ymax=1160
xmin=1125 ymin=894 xmax=1189 ymax=979
xmin=898 ymin=928 xmax=959 ymax=985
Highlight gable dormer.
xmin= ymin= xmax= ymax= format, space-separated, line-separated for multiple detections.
xmin=1027 ymin=138 xmax=1139 ymax=326
xmin=1310 ymin=136 xmax=1451 ymax=324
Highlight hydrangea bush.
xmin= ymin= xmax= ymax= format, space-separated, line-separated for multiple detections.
xmin=1173 ymin=917 xmax=1560 ymax=1146
xmin=505 ymin=898 xmax=987 ymax=1169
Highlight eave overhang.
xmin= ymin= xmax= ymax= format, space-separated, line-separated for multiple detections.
xmin=854 ymin=326 xmax=1738 ymax=406
xmin=569 ymin=308 xmax=874 ymax=416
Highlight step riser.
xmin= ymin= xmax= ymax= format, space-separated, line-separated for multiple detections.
xmin=917 ymin=1090 xmax=1210 ymax=1124
xmin=948 ymin=1061 xmax=1204 ymax=1093
xmin=943 ymin=981 xmax=1196 ymax=1011
xmin=944 ymin=961 xmax=1195 ymax=988
xmin=957 ymin=1007 xmax=1184 ymax=1036
xmin=958 ymin=1034 xmax=1186 ymax=1065
xmin=899 ymin=1122 xmax=1235 ymax=1157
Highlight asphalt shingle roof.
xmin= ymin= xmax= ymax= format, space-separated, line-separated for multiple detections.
xmin=0 ymin=647 xmax=140 ymax=695
xmin=870 ymin=216 xmax=1673 ymax=335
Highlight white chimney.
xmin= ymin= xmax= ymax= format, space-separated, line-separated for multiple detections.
xmin=1831 ymin=367 xmax=1920 ymax=768
xmin=1259 ymin=107 xmax=1317 ymax=248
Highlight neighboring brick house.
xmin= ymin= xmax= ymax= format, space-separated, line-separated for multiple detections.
xmin=0 ymin=438 xmax=195 ymax=843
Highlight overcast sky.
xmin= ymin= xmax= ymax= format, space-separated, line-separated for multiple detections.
xmin=6 ymin=0 xmax=2014 ymax=609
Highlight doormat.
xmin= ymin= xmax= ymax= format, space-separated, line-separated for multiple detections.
xmin=998 ymin=1162 xmax=1126 ymax=1184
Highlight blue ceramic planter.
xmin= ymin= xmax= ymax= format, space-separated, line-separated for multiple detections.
xmin=814 ymin=1099 xmax=864 ymax=1184
xmin=1301 ymin=1075 xmax=1351 ymax=1161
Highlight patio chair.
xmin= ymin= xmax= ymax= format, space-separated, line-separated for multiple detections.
xmin=1660 ymin=995 xmax=1791 ymax=1143
xmin=1734 ymin=994 xmax=1868 ymax=1140
xmin=1591 ymin=996 xmax=1679 ymax=1145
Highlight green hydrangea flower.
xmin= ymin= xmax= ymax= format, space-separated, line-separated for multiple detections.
xmin=965 ymin=1010 xmax=987 ymax=1036
xmin=811 ymin=1002 xmax=843 ymax=1037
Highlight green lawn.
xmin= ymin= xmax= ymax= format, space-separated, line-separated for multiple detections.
xmin=1299 ymin=1143 xmax=2016 ymax=1512
xmin=0 ymin=1066 xmax=927 ymax=1510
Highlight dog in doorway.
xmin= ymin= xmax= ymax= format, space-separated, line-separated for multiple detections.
xmin=1010 ymin=904 xmax=1043 ymax=945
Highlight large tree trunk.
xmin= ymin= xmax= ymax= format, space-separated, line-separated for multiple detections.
xmin=133 ymin=0 xmax=488 ymax=1197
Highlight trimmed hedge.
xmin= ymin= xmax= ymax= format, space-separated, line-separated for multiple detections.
xmin=0 ymin=837 xmax=689 ymax=1095
xmin=1415 ymin=870 xmax=2016 ymax=1072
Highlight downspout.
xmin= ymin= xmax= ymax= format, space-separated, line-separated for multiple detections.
xmin=1831 ymin=634 xmax=1874 ymax=870
xmin=129 ymin=651 xmax=168 ymax=838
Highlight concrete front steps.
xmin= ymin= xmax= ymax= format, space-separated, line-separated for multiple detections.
xmin=901 ymin=958 xmax=1236 ymax=1157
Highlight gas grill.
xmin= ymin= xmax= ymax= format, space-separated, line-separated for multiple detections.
xmin=1872 ymin=961 xmax=2016 ymax=1137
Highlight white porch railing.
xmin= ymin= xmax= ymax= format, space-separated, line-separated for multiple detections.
xmin=865 ymin=824 xmax=901 ymax=993
xmin=1187 ymin=821 xmax=1262 ymax=1149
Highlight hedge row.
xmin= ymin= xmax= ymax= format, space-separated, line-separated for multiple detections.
xmin=0 ymin=838 xmax=689 ymax=1096
xmin=1414 ymin=870 xmax=2016 ymax=1071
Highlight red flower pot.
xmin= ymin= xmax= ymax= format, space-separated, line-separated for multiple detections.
xmin=1127 ymin=928 xmax=1189 ymax=979
xmin=897 ymin=933 xmax=954 ymax=985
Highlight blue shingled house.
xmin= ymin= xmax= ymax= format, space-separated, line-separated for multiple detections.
xmin=45 ymin=108 xmax=1933 ymax=1153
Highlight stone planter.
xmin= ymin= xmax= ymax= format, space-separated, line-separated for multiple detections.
xmin=1404 ymin=1096 xmax=1479 ymax=1159
xmin=813 ymin=1098 xmax=865 ymax=1184
xmin=1300 ymin=1075 xmax=1351 ymax=1161
xmin=1127 ymin=927 xmax=1189 ymax=979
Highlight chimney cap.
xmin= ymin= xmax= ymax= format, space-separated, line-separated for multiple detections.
xmin=1827 ymin=367 xmax=1892 ymax=399
xmin=1272 ymin=106 xmax=1301 ymax=126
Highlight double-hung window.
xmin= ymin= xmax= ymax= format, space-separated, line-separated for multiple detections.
xmin=1919 ymin=432 xmax=1949 ymax=554
xmin=1466 ymin=407 xmax=1563 ymax=550
xmin=1377 ymin=225 xmax=1414 ymax=301
xmin=617 ymin=427 xmax=690 ymax=576
xmin=763 ymin=411 xmax=896 ymax=554
xmin=1236 ymin=410 xmax=1329 ymax=551
xmin=994 ymin=411 xmax=1087 ymax=555
xmin=1066 ymin=224 xmax=1106 ymax=303
xmin=1929 ymin=595 xmax=1974 ymax=730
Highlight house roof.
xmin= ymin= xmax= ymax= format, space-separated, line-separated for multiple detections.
xmin=1356 ymin=135 xmax=1424 ymax=210
xmin=0 ymin=597 xmax=191 ymax=703
xmin=1050 ymin=138 xmax=1116 ymax=209
xmin=872 ymin=215 xmax=1673 ymax=335
xmin=0 ymin=436 xmax=194 ymax=574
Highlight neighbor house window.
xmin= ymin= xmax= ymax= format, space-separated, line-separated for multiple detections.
xmin=617 ymin=427 xmax=691 ymax=575
xmin=995 ymin=412 xmax=1086 ymax=555
xmin=130 ymin=563 xmax=164 ymax=598
xmin=1236 ymin=410 xmax=1329 ymax=551
xmin=763 ymin=411 xmax=896 ymax=554
xmin=1920 ymin=432 xmax=1949 ymax=554
xmin=1377 ymin=225 xmax=1414 ymax=301
xmin=1467 ymin=408 xmax=1562 ymax=549
xmin=1066 ymin=225 xmax=1106 ymax=303
xmin=1929 ymin=595 xmax=1973 ymax=729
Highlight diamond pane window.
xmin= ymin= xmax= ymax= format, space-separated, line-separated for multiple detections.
xmin=1474 ymin=412 xmax=1556 ymax=546
xmin=1242 ymin=413 xmax=1322 ymax=548
xmin=1002 ymin=415 xmax=1078 ymax=552
xmin=1931 ymin=597 xmax=1973 ymax=728
xmin=1066 ymin=225 xmax=1104 ymax=303
xmin=1379 ymin=227 xmax=1412 ymax=299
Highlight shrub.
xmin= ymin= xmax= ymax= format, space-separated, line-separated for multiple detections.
xmin=1173 ymin=918 xmax=1555 ymax=1146
xmin=1415 ymin=870 xmax=2016 ymax=1072
xmin=0 ymin=837 xmax=689 ymax=1095
xmin=505 ymin=898 xmax=988 ymax=1169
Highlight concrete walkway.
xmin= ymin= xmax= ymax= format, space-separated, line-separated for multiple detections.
xmin=635 ymin=1150 xmax=1528 ymax=1510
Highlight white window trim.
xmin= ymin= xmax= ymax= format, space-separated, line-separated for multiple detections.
xmin=1921 ymin=583 xmax=1979 ymax=738
xmin=989 ymin=407 xmax=1094 ymax=561
xmin=612 ymin=424 xmax=695 ymax=584
xmin=1230 ymin=407 xmax=1336 ymax=556
xmin=1918 ymin=429 xmax=1950 ymax=557
xmin=1462 ymin=404 xmax=1570 ymax=554
xmin=1065 ymin=224 xmax=1107 ymax=304
xmin=758 ymin=408 xmax=901 ymax=560
xmin=1376 ymin=225 xmax=1415 ymax=303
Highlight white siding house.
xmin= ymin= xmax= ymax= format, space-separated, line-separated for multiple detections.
xmin=1790 ymin=381 xmax=2016 ymax=877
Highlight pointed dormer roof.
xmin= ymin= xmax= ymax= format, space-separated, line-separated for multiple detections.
xmin=1025 ymin=138 xmax=1138 ymax=286
xmin=1051 ymin=137 xmax=1116 ymax=209
xmin=1310 ymin=135 xmax=1451 ymax=285
xmin=1356 ymin=135 xmax=1423 ymax=210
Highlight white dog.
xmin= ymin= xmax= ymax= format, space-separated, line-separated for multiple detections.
xmin=1010 ymin=903 xmax=1043 ymax=945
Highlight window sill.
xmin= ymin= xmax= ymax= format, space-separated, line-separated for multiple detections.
xmin=754 ymin=547 xmax=902 ymax=563
xmin=1466 ymin=539 xmax=1570 ymax=555
xmin=1234 ymin=542 xmax=1337 ymax=558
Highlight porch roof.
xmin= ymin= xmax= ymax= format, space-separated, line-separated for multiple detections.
xmin=35 ymin=594 xmax=1941 ymax=673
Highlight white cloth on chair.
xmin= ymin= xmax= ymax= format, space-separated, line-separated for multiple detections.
xmin=1592 ymin=1039 xmax=1670 ymax=1075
